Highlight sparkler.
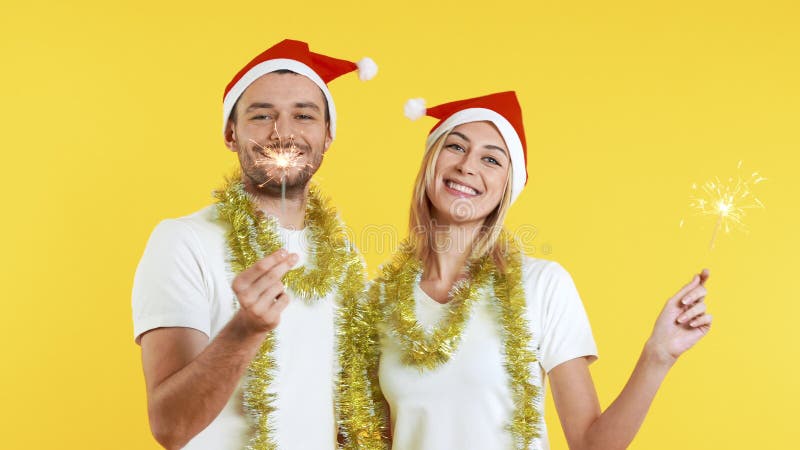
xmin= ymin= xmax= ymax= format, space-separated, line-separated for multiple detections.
xmin=682 ymin=161 xmax=766 ymax=250
xmin=250 ymin=123 xmax=309 ymax=215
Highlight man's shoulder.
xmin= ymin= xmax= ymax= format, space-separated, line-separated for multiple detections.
xmin=165 ymin=205 xmax=226 ymax=236
xmin=173 ymin=204 xmax=221 ymax=226
xmin=146 ymin=205 xmax=227 ymax=252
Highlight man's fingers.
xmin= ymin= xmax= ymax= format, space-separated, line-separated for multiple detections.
xmin=256 ymin=282 xmax=286 ymax=308
xmin=232 ymin=249 xmax=291 ymax=293
xmin=270 ymin=292 xmax=291 ymax=316
xmin=267 ymin=293 xmax=292 ymax=325
xmin=248 ymin=255 xmax=298 ymax=296
xmin=250 ymin=292 xmax=291 ymax=331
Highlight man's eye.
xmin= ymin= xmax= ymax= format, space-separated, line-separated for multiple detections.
xmin=252 ymin=115 xmax=272 ymax=120
xmin=296 ymin=114 xmax=314 ymax=120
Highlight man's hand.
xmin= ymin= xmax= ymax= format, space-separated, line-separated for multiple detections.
xmin=231 ymin=249 xmax=298 ymax=334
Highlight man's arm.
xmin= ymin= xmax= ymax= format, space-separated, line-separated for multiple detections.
xmin=140 ymin=250 xmax=297 ymax=450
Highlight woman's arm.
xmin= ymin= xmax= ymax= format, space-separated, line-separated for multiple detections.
xmin=550 ymin=270 xmax=712 ymax=450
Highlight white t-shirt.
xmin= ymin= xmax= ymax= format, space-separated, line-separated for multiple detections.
xmin=132 ymin=205 xmax=339 ymax=450
xmin=378 ymin=258 xmax=598 ymax=450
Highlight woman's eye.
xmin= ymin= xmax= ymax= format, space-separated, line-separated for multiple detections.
xmin=484 ymin=156 xmax=501 ymax=166
xmin=446 ymin=143 xmax=465 ymax=152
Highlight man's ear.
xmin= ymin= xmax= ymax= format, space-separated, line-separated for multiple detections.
xmin=224 ymin=120 xmax=237 ymax=152
xmin=323 ymin=126 xmax=332 ymax=153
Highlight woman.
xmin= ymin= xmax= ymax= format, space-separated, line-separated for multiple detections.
xmin=350 ymin=91 xmax=712 ymax=450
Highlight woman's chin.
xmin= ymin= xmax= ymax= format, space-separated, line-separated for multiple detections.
xmin=432 ymin=205 xmax=487 ymax=226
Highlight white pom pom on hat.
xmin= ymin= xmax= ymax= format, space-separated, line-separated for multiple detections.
xmin=404 ymin=98 xmax=427 ymax=121
xmin=356 ymin=57 xmax=378 ymax=81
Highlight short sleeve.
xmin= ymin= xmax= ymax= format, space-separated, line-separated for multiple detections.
xmin=524 ymin=260 xmax=598 ymax=373
xmin=132 ymin=219 xmax=212 ymax=344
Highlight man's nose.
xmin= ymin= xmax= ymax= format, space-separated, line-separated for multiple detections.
xmin=269 ymin=115 xmax=294 ymax=145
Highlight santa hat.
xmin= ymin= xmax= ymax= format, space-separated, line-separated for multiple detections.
xmin=404 ymin=91 xmax=528 ymax=204
xmin=222 ymin=39 xmax=377 ymax=137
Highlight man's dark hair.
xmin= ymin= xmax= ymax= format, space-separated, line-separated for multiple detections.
xmin=228 ymin=69 xmax=330 ymax=125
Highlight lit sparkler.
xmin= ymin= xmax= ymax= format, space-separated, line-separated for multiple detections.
xmin=683 ymin=161 xmax=766 ymax=250
xmin=250 ymin=123 xmax=309 ymax=215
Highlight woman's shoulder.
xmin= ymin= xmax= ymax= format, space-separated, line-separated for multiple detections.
xmin=517 ymin=255 xmax=585 ymax=313
xmin=520 ymin=255 xmax=574 ymax=288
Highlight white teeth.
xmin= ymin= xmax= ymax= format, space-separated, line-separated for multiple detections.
xmin=446 ymin=180 xmax=478 ymax=195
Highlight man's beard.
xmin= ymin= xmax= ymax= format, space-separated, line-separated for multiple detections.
xmin=239 ymin=140 xmax=323 ymax=198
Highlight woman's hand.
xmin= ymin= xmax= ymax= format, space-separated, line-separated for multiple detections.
xmin=646 ymin=269 xmax=713 ymax=366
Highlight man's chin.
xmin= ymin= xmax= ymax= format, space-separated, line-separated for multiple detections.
xmin=249 ymin=174 xmax=310 ymax=193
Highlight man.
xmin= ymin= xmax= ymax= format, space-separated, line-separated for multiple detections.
xmin=132 ymin=39 xmax=379 ymax=449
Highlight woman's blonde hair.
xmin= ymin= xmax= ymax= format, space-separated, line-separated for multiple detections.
xmin=408 ymin=127 xmax=514 ymax=271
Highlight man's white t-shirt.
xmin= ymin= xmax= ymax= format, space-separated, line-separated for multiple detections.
xmin=378 ymin=258 xmax=598 ymax=450
xmin=132 ymin=205 xmax=339 ymax=450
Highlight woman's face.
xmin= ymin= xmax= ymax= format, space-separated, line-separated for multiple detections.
xmin=428 ymin=121 xmax=511 ymax=226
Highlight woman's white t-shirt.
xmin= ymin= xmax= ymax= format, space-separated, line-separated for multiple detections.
xmin=378 ymin=257 xmax=598 ymax=450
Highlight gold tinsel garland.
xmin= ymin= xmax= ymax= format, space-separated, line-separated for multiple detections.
xmin=215 ymin=174 xmax=386 ymax=450
xmin=336 ymin=270 xmax=389 ymax=449
xmin=382 ymin=241 xmax=494 ymax=369
xmin=494 ymin=238 xmax=542 ymax=449
xmin=370 ymin=233 xmax=541 ymax=449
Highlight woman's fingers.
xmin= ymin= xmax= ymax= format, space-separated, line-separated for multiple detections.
xmin=669 ymin=269 xmax=711 ymax=307
xmin=677 ymin=301 xmax=707 ymax=324
xmin=699 ymin=268 xmax=710 ymax=285
xmin=669 ymin=274 xmax=701 ymax=305
xmin=689 ymin=313 xmax=712 ymax=329
xmin=680 ymin=285 xmax=708 ymax=306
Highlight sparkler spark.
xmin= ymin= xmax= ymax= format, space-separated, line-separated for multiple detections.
xmin=249 ymin=123 xmax=311 ymax=214
xmin=686 ymin=161 xmax=766 ymax=250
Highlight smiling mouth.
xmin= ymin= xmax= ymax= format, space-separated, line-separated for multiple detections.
xmin=445 ymin=179 xmax=481 ymax=196
xmin=256 ymin=148 xmax=305 ymax=159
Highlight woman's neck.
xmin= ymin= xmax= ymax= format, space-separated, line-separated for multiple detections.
xmin=422 ymin=219 xmax=483 ymax=285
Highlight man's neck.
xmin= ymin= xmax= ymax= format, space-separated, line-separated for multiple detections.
xmin=243 ymin=180 xmax=308 ymax=230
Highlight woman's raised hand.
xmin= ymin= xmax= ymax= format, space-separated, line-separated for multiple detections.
xmin=646 ymin=269 xmax=713 ymax=366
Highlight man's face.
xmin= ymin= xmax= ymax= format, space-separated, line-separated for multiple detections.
xmin=225 ymin=72 xmax=332 ymax=194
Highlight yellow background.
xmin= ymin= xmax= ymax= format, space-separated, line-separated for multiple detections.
xmin=2 ymin=0 xmax=798 ymax=448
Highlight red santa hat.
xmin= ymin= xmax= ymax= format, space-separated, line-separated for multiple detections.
xmin=222 ymin=39 xmax=377 ymax=137
xmin=404 ymin=91 xmax=528 ymax=204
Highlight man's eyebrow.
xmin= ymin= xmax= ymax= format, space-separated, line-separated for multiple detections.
xmin=294 ymin=102 xmax=321 ymax=112
xmin=450 ymin=131 xmax=507 ymax=155
xmin=245 ymin=103 xmax=274 ymax=111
